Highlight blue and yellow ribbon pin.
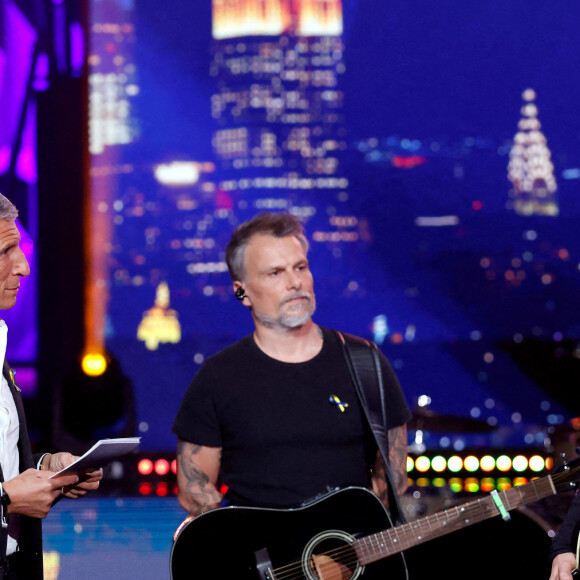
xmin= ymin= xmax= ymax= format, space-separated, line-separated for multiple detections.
xmin=329 ymin=394 xmax=349 ymax=412
xmin=9 ymin=368 xmax=20 ymax=392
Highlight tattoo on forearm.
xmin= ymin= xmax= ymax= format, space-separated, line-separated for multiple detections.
xmin=373 ymin=454 xmax=389 ymax=504
xmin=372 ymin=425 xmax=408 ymax=507
xmin=177 ymin=441 xmax=222 ymax=515
xmin=388 ymin=425 xmax=408 ymax=494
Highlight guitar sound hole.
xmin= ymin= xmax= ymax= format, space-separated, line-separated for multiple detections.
xmin=302 ymin=530 xmax=363 ymax=580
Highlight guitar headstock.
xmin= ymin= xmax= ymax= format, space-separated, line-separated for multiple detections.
xmin=552 ymin=455 xmax=580 ymax=494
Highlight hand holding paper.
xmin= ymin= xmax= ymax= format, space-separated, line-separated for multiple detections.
xmin=49 ymin=437 xmax=141 ymax=478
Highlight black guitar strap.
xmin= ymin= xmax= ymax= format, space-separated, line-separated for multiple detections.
xmin=336 ymin=330 xmax=407 ymax=526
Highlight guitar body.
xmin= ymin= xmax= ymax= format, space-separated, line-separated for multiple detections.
xmin=171 ymin=461 xmax=580 ymax=580
xmin=170 ymin=486 xmax=405 ymax=580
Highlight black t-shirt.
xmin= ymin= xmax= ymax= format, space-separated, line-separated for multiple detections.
xmin=172 ymin=327 xmax=411 ymax=508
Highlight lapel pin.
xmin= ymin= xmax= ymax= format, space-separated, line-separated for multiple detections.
xmin=329 ymin=394 xmax=349 ymax=412
xmin=9 ymin=368 xmax=20 ymax=392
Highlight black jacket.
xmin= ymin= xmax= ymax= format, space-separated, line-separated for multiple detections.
xmin=0 ymin=361 xmax=43 ymax=579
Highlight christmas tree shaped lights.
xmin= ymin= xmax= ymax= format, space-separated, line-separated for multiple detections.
xmin=507 ymin=88 xmax=558 ymax=216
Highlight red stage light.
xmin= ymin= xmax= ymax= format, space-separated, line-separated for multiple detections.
xmin=138 ymin=459 xmax=154 ymax=475
xmin=139 ymin=482 xmax=153 ymax=495
xmin=156 ymin=482 xmax=169 ymax=496
xmin=155 ymin=459 xmax=170 ymax=476
xmin=391 ymin=155 xmax=427 ymax=169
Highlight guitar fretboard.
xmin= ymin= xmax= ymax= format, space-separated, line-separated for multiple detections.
xmin=354 ymin=474 xmax=555 ymax=565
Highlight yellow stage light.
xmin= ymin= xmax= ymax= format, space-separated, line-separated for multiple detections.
xmin=464 ymin=455 xmax=480 ymax=472
xmin=81 ymin=353 xmax=107 ymax=377
xmin=415 ymin=456 xmax=431 ymax=472
xmin=512 ymin=455 xmax=528 ymax=472
xmin=447 ymin=456 xmax=463 ymax=472
xmin=480 ymin=455 xmax=496 ymax=472
xmin=431 ymin=456 xmax=447 ymax=472
xmin=496 ymin=455 xmax=512 ymax=472
xmin=529 ymin=455 xmax=545 ymax=472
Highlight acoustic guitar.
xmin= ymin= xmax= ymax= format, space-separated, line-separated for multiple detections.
xmin=171 ymin=458 xmax=580 ymax=580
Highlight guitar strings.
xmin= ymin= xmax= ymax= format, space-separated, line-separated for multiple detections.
xmin=271 ymin=544 xmax=361 ymax=580
xmin=271 ymin=493 xmax=488 ymax=580
xmin=270 ymin=495 xmax=522 ymax=579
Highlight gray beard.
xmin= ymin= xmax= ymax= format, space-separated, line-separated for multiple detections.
xmin=253 ymin=292 xmax=316 ymax=330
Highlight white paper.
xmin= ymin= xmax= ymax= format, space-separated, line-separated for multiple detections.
xmin=49 ymin=437 xmax=141 ymax=478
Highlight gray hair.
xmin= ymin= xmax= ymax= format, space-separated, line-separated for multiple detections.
xmin=225 ymin=212 xmax=308 ymax=282
xmin=0 ymin=193 xmax=19 ymax=221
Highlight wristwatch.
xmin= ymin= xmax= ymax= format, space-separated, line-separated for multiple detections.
xmin=0 ymin=485 xmax=9 ymax=528
xmin=0 ymin=487 xmax=10 ymax=511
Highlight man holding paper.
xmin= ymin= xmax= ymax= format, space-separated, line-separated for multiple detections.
xmin=0 ymin=193 xmax=102 ymax=579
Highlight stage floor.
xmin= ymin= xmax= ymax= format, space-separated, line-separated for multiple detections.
xmin=43 ymin=496 xmax=185 ymax=579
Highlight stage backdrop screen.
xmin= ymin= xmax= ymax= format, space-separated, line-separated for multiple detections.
xmin=87 ymin=0 xmax=580 ymax=452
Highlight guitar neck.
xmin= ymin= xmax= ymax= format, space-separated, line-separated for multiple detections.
xmin=355 ymin=474 xmax=556 ymax=565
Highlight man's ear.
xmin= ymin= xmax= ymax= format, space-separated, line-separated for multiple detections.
xmin=233 ymin=282 xmax=247 ymax=302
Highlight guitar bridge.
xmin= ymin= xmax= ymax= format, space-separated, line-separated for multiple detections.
xmin=255 ymin=547 xmax=276 ymax=580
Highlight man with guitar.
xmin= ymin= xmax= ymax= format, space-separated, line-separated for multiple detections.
xmin=172 ymin=212 xmax=411 ymax=517
xmin=171 ymin=212 xmax=580 ymax=580
xmin=550 ymin=492 xmax=580 ymax=580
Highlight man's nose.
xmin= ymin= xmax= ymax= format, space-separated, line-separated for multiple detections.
xmin=15 ymin=248 xmax=30 ymax=277
xmin=286 ymin=271 xmax=302 ymax=289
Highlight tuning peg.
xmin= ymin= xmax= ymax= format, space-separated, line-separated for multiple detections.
xmin=561 ymin=453 xmax=569 ymax=466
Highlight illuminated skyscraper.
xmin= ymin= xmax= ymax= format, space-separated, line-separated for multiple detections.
xmin=88 ymin=0 xmax=139 ymax=155
xmin=210 ymin=0 xmax=351 ymax=226
xmin=507 ymin=88 xmax=558 ymax=217
xmin=87 ymin=0 xmax=140 ymax=360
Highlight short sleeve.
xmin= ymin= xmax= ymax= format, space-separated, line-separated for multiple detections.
xmin=377 ymin=349 xmax=412 ymax=429
xmin=172 ymin=361 xmax=223 ymax=447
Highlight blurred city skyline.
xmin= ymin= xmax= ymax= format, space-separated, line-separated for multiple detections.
xmin=87 ymin=0 xmax=580 ymax=452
